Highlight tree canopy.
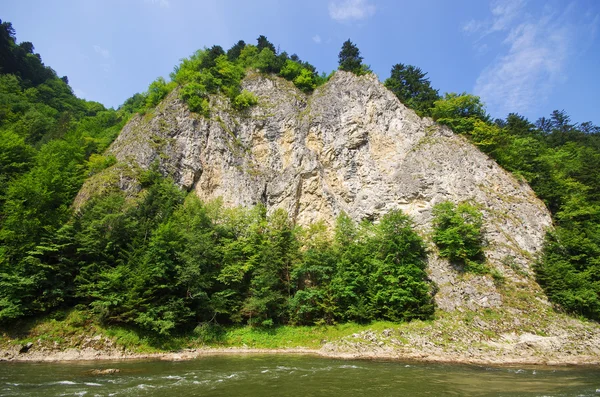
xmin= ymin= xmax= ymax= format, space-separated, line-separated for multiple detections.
xmin=384 ymin=63 xmax=439 ymax=116
xmin=338 ymin=39 xmax=369 ymax=75
xmin=1 ymin=19 xmax=600 ymax=330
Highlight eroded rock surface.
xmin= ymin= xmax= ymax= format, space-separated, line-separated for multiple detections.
xmin=86 ymin=71 xmax=553 ymax=311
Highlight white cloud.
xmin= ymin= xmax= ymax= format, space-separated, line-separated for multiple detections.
xmin=329 ymin=0 xmax=375 ymax=21
xmin=93 ymin=45 xmax=110 ymax=59
xmin=462 ymin=19 xmax=486 ymax=34
xmin=312 ymin=34 xmax=322 ymax=44
xmin=144 ymin=0 xmax=170 ymax=7
xmin=466 ymin=1 xmax=598 ymax=116
xmin=489 ymin=0 xmax=525 ymax=33
xmin=463 ymin=0 xmax=525 ymax=35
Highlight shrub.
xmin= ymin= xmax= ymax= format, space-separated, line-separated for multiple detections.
xmin=232 ymin=90 xmax=258 ymax=111
xmin=179 ymin=83 xmax=209 ymax=115
xmin=432 ymin=201 xmax=486 ymax=272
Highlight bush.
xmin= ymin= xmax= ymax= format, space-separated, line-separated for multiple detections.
xmin=535 ymin=227 xmax=600 ymax=320
xmin=293 ymin=69 xmax=316 ymax=92
xmin=145 ymin=77 xmax=175 ymax=109
xmin=232 ymin=90 xmax=258 ymax=111
xmin=179 ymin=83 xmax=209 ymax=115
xmin=430 ymin=93 xmax=488 ymax=135
xmin=432 ymin=201 xmax=486 ymax=272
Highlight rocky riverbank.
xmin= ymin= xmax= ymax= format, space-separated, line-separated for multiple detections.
xmin=3 ymin=310 xmax=600 ymax=366
xmin=2 ymin=344 xmax=599 ymax=366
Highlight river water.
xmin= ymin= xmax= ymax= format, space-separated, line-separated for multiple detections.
xmin=1 ymin=355 xmax=599 ymax=396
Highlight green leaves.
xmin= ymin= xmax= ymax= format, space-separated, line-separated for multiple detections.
xmin=290 ymin=211 xmax=434 ymax=325
xmin=432 ymin=201 xmax=486 ymax=272
xmin=367 ymin=211 xmax=433 ymax=322
xmin=232 ymin=90 xmax=258 ymax=111
xmin=384 ymin=63 xmax=439 ymax=116
xmin=426 ymin=91 xmax=600 ymax=322
xmin=338 ymin=39 xmax=367 ymax=75
xmin=430 ymin=93 xmax=489 ymax=135
xmin=536 ymin=227 xmax=600 ymax=320
xmin=179 ymin=82 xmax=209 ymax=115
xmin=145 ymin=77 xmax=174 ymax=108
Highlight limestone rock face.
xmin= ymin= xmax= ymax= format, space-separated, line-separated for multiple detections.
xmin=100 ymin=71 xmax=553 ymax=311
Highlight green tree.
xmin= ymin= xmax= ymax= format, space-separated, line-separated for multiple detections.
xmin=338 ymin=39 xmax=366 ymax=75
xmin=179 ymin=82 xmax=209 ymax=115
xmin=145 ymin=77 xmax=172 ymax=108
xmin=256 ymin=35 xmax=276 ymax=54
xmin=384 ymin=63 xmax=439 ymax=116
xmin=242 ymin=208 xmax=297 ymax=326
xmin=279 ymin=59 xmax=302 ymax=80
xmin=289 ymin=222 xmax=338 ymax=324
xmin=430 ymin=93 xmax=489 ymax=135
xmin=0 ymin=129 xmax=35 ymax=195
xmin=432 ymin=201 xmax=486 ymax=272
xmin=536 ymin=225 xmax=600 ymax=320
xmin=227 ymin=40 xmax=246 ymax=61
xmin=368 ymin=210 xmax=434 ymax=321
xmin=331 ymin=212 xmax=373 ymax=322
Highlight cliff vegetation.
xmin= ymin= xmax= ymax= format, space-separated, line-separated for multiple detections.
xmin=1 ymin=20 xmax=600 ymax=358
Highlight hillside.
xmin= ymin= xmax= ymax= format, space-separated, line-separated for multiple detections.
xmin=82 ymin=69 xmax=552 ymax=314
xmin=2 ymin=26 xmax=600 ymax=364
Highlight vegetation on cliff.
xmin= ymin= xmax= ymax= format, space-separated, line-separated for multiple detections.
xmin=62 ymin=175 xmax=434 ymax=335
xmin=134 ymin=35 xmax=330 ymax=118
xmin=0 ymin=18 xmax=599 ymax=341
xmin=432 ymin=201 xmax=486 ymax=273
xmin=424 ymin=93 xmax=600 ymax=321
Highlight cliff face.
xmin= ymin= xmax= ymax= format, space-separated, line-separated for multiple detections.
xmin=85 ymin=71 xmax=553 ymax=312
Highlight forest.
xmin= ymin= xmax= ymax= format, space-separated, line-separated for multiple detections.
xmin=1 ymin=19 xmax=599 ymax=337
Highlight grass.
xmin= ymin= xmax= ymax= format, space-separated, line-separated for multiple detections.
xmin=0 ymin=301 xmax=573 ymax=356
xmin=0 ymin=309 xmax=412 ymax=353
xmin=200 ymin=321 xmax=403 ymax=349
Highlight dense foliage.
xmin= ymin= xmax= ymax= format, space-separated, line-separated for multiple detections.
xmin=59 ymin=181 xmax=434 ymax=334
xmin=2 ymin=158 xmax=436 ymax=333
xmin=338 ymin=39 xmax=371 ymax=76
xmin=432 ymin=201 xmax=486 ymax=272
xmin=0 ymin=24 xmax=436 ymax=331
xmin=381 ymin=52 xmax=600 ymax=320
xmin=426 ymin=95 xmax=600 ymax=319
xmin=0 ymin=20 xmax=129 ymax=320
xmin=384 ymin=64 xmax=439 ymax=116
xmin=2 ymin=18 xmax=600 ymax=331
xmin=140 ymin=35 xmax=329 ymax=117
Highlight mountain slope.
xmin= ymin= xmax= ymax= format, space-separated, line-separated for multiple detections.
xmin=79 ymin=70 xmax=552 ymax=313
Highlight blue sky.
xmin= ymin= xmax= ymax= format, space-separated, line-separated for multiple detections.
xmin=4 ymin=0 xmax=599 ymax=125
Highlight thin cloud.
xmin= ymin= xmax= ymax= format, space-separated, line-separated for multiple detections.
xmin=466 ymin=1 xmax=599 ymax=116
xmin=463 ymin=0 xmax=525 ymax=35
xmin=489 ymin=0 xmax=525 ymax=33
xmin=93 ymin=45 xmax=110 ymax=59
xmin=312 ymin=34 xmax=322 ymax=44
xmin=144 ymin=0 xmax=170 ymax=7
xmin=329 ymin=0 xmax=375 ymax=22
xmin=93 ymin=45 xmax=115 ymax=73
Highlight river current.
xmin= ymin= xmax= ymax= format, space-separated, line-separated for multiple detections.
xmin=1 ymin=355 xmax=599 ymax=396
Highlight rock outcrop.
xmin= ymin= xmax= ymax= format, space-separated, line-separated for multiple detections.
xmin=82 ymin=70 xmax=553 ymax=312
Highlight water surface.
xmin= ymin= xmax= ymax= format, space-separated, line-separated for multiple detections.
xmin=1 ymin=355 xmax=599 ymax=396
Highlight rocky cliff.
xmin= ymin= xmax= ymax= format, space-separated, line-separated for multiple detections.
xmin=79 ymin=70 xmax=553 ymax=312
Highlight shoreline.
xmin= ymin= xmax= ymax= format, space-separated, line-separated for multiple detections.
xmin=2 ymin=346 xmax=599 ymax=367
xmin=4 ymin=308 xmax=600 ymax=369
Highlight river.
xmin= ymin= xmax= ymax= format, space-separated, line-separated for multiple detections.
xmin=1 ymin=355 xmax=599 ymax=396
